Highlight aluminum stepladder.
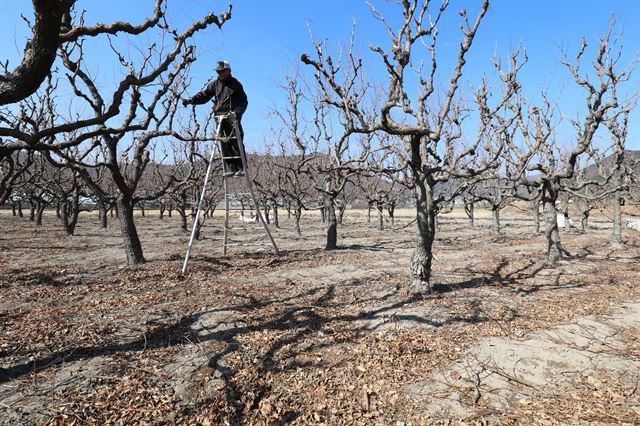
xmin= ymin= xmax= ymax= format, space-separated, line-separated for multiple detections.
xmin=181 ymin=113 xmax=279 ymax=274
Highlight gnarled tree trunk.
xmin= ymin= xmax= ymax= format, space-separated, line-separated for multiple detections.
xmin=611 ymin=191 xmax=623 ymax=249
xmin=271 ymin=202 xmax=279 ymax=228
xmin=98 ymin=202 xmax=108 ymax=228
xmin=61 ymin=186 xmax=81 ymax=235
xmin=376 ymin=202 xmax=384 ymax=231
xmin=542 ymin=181 xmax=563 ymax=264
xmin=36 ymin=201 xmax=46 ymax=226
xmin=532 ymin=197 xmax=540 ymax=233
xmin=325 ymin=195 xmax=337 ymax=250
xmin=580 ymin=211 xmax=589 ymax=233
xmin=117 ymin=198 xmax=145 ymax=264
xmin=387 ymin=202 xmax=396 ymax=225
xmin=491 ymin=206 xmax=501 ymax=235
xmin=411 ymin=176 xmax=436 ymax=293
xmin=464 ymin=200 xmax=474 ymax=228
xmin=294 ymin=207 xmax=302 ymax=236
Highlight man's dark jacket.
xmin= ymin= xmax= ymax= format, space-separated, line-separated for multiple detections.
xmin=188 ymin=76 xmax=248 ymax=119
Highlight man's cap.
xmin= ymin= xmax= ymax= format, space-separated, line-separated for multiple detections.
xmin=216 ymin=60 xmax=231 ymax=71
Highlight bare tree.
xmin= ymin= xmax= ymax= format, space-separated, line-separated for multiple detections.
xmin=34 ymin=11 xmax=223 ymax=264
xmin=0 ymin=150 xmax=34 ymax=204
xmin=606 ymin=106 xmax=636 ymax=248
xmin=0 ymin=0 xmax=231 ymax=105
xmin=0 ymin=3 xmax=230 ymax=157
xmin=307 ymin=105 xmax=371 ymax=250
xmin=468 ymin=178 xmax=515 ymax=235
xmin=302 ymin=0 xmax=513 ymax=291
xmin=497 ymin=24 xmax=635 ymax=264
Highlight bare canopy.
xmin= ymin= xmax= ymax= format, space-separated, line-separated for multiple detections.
xmin=0 ymin=0 xmax=231 ymax=105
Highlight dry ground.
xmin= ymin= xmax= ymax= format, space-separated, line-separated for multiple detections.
xmin=0 ymin=209 xmax=639 ymax=425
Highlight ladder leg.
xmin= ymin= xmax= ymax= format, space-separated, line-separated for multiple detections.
xmin=181 ymin=118 xmax=224 ymax=274
xmin=234 ymin=121 xmax=280 ymax=255
xmin=223 ymin=171 xmax=230 ymax=255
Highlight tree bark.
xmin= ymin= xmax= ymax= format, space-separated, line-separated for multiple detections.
xmin=98 ymin=202 xmax=108 ymax=228
xmin=294 ymin=207 xmax=302 ymax=236
xmin=409 ymin=139 xmax=437 ymax=293
xmin=60 ymin=186 xmax=81 ymax=235
xmin=263 ymin=204 xmax=271 ymax=224
xmin=272 ymin=202 xmax=279 ymax=228
xmin=580 ymin=211 xmax=589 ymax=233
xmin=491 ymin=206 xmax=501 ymax=235
xmin=178 ymin=208 xmax=188 ymax=232
xmin=387 ymin=203 xmax=395 ymax=225
xmin=410 ymin=177 xmax=436 ymax=293
xmin=377 ymin=202 xmax=384 ymax=231
xmin=36 ymin=201 xmax=45 ymax=225
xmin=532 ymin=197 xmax=540 ymax=234
xmin=0 ymin=0 xmax=70 ymax=105
xmin=542 ymin=181 xmax=563 ymax=264
xmin=325 ymin=196 xmax=337 ymax=250
xmin=337 ymin=203 xmax=346 ymax=225
xmin=117 ymin=198 xmax=145 ymax=264
xmin=464 ymin=200 xmax=474 ymax=228
xmin=612 ymin=191 xmax=623 ymax=249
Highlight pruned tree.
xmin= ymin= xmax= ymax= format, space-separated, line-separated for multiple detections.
xmin=0 ymin=150 xmax=34 ymax=205
xmin=496 ymin=23 xmax=635 ymax=265
xmin=0 ymin=2 xmax=230 ymax=156
xmin=0 ymin=0 xmax=231 ymax=105
xmin=354 ymin=146 xmax=407 ymax=231
xmin=470 ymin=177 xmax=515 ymax=235
xmin=302 ymin=0 xmax=513 ymax=291
xmin=31 ymin=9 xmax=224 ymax=264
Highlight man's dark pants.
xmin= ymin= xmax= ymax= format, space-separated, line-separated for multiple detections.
xmin=219 ymin=119 xmax=244 ymax=173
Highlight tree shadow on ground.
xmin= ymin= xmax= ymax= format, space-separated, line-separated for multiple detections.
xmin=0 ymin=277 xmax=491 ymax=424
xmin=338 ymin=242 xmax=395 ymax=252
xmin=194 ymin=284 xmax=498 ymax=422
xmin=0 ymin=270 xmax=76 ymax=288
xmin=431 ymin=256 xmax=588 ymax=296
xmin=0 ymin=314 xmax=199 ymax=384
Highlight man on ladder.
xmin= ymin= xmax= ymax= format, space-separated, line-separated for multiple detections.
xmin=182 ymin=60 xmax=247 ymax=177
xmin=180 ymin=60 xmax=278 ymax=274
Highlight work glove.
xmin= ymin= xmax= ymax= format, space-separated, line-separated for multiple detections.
xmin=182 ymin=98 xmax=190 ymax=107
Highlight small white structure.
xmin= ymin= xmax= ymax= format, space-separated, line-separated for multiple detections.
xmin=556 ymin=214 xmax=575 ymax=228
xmin=239 ymin=214 xmax=257 ymax=223
xmin=626 ymin=219 xmax=640 ymax=232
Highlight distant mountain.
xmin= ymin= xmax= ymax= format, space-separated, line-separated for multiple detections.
xmin=582 ymin=150 xmax=640 ymax=181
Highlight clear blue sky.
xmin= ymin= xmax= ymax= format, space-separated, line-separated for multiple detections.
xmin=1 ymin=0 xmax=639 ymax=151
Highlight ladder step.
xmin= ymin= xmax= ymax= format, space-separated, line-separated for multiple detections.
xmin=224 ymin=226 xmax=267 ymax=231
xmin=224 ymin=242 xmax=273 ymax=247
xmin=222 ymin=156 xmax=242 ymax=160
xmin=226 ymin=193 xmax=252 ymax=197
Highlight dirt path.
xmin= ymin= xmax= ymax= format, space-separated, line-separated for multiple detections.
xmin=404 ymin=300 xmax=640 ymax=422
